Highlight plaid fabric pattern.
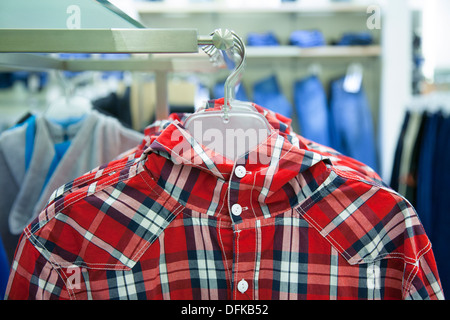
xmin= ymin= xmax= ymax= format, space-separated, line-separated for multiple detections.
xmin=5 ymin=99 xmax=444 ymax=300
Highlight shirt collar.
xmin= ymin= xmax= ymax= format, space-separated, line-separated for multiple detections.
xmin=138 ymin=98 xmax=308 ymax=153
xmin=141 ymin=100 xmax=332 ymax=221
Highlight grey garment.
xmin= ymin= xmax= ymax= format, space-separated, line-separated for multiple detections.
xmin=398 ymin=112 xmax=422 ymax=197
xmin=0 ymin=110 xmax=143 ymax=262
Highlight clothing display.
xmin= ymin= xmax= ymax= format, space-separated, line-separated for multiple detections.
xmin=335 ymin=32 xmax=374 ymax=46
xmin=221 ymin=73 xmax=378 ymax=177
xmin=2 ymin=5 xmax=448 ymax=303
xmin=293 ymin=75 xmax=331 ymax=147
xmin=5 ymin=99 xmax=444 ymax=300
xmin=213 ymin=81 xmax=249 ymax=102
xmin=391 ymin=108 xmax=450 ymax=295
xmin=93 ymin=87 xmax=133 ymax=129
xmin=0 ymin=71 xmax=48 ymax=91
xmin=253 ymin=75 xmax=292 ymax=118
xmin=289 ymin=30 xmax=326 ymax=48
xmin=247 ymin=32 xmax=280 ymax=46
xmin=390 ymin=111 xmax=411 ymax=192
xmin=0 ymin=110 xmax=144 ymax=263
xmin=397 ymin=112 xmax=424 ymax=202
xmin=328 ymin=76 xmax=378 ymax=172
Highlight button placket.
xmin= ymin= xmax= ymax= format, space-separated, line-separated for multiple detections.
xmin=229 ymin=163 xmax=248 ymax=223
xmin=232 ymin=225 xmax=256 ymax=300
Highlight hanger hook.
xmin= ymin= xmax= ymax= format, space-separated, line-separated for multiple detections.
xmin=202 ymin=29 xmax=247 ymax=121
xmin=223 ymin=30 xmax=246 ymax=111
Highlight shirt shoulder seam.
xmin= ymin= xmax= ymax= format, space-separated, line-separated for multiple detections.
xmin=297 ymin=169 xmax=430 ymax=266
xmin=27 ymin=160 xmax=143 ymax=237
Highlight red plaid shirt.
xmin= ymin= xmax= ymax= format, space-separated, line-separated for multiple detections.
xmin=5 ymin=99 xmax=444 ymax=300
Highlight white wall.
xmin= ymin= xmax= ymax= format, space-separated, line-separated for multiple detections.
xmin=379 ymin=0 xmax=412 ymax=182
xmin=422 ymin=0 xmax=450 ymax=80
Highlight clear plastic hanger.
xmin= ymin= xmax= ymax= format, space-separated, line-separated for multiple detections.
xmin=343 ymin=63 xmax=363 ymax=93
xmin=184 ymin=29 xmax=272 ymax=161
xmin=308 ymin=63 xmax=322 ymax=77
xmin=44 ymin=70 xmax=91 ymax=124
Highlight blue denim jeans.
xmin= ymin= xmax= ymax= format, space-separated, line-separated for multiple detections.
xmin=328 ymin=76 xmax=378 ymax=172
xmin=336 ymin=32 xmax=373 ymax=46
xmin=252 ymin=75 xmax=293 ymax=118
xmin=213 ymin=81 xmax=249 ymax=102
xmin=293 ymin=75 xmax=331 ymax=147
xmin=247 ymin=32 xmax=279 ymax=46
xmin=289 ymin=30 xmax=326 ymax=48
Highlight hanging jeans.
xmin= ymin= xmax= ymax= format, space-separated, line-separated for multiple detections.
xmin=293 ymin=75 xmax=331 ymax=147
xmin=329 ymin=76 xmax=378 ymax=172
xmin=253 ymin=75 xmax=292 ymax=118
xmin=213 ymin=81 xmax=249 ymax=102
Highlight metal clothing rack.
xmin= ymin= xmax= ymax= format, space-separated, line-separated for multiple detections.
xmin=0 ymin=28 xmax=224 ymax=120
xmin=0 ymin=28 xmax=212 ymax=54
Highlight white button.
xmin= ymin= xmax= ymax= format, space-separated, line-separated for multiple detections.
xmin=231 ymin=204 xmax=242 ymax=216
xmin=234 ymin=165 xmax=246 ymax=178
xmin=238 ymin=279 xmax=248 ymax=294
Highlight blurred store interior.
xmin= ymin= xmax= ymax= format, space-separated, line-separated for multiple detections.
xmin=0 ymin=0 xmax=449 ymax=299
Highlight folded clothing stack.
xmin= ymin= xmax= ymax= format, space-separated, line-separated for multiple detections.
xmin=247 ymin=32 xmax=280 ymax=46
xmin=289 ymin=30 xmax=326 ymax=48
xmin=335 ymin=32 xmax=373 ymax=46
